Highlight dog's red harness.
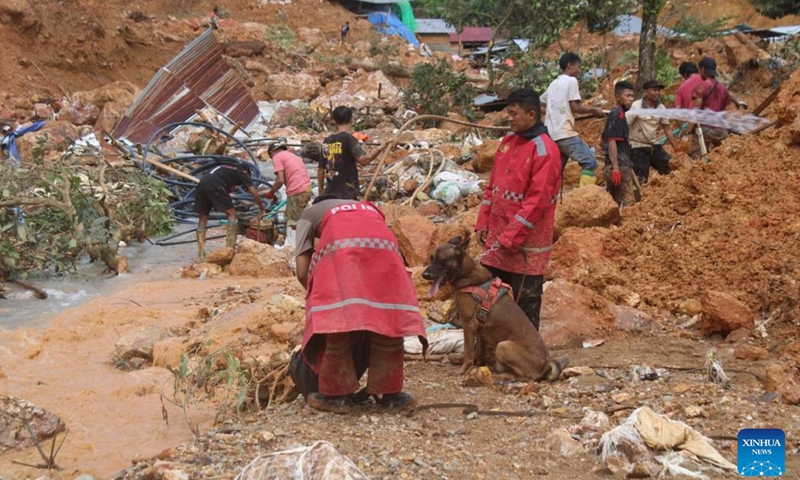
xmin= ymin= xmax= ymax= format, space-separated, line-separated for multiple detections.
xmin=459 ymin=277 xmax=513 ymax=322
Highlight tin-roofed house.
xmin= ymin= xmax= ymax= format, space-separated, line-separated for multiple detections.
xmin=415 ymin=19 xmax=456 ymax=53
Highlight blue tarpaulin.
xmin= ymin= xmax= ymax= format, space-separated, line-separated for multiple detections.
xmin=367 ymin=10 xmax=420 ymax=47
xmin=1 ymin=121 xmax=46 ymax=164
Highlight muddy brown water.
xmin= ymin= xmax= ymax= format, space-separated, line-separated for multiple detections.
xmin=0 ymin=234 xmax=270 ymax=478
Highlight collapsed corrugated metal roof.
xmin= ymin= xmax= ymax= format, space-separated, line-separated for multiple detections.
xmin=112 ymin=30 xmax=259 ymax=144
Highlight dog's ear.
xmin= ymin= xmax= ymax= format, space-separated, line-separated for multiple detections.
xmin=447 ymin=236 xmax=463 ymax=246
xmin=458 ymin=236 xmax=471 ymax=252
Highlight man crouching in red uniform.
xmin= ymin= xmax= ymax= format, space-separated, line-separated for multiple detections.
xmin=293 ymin=196 xmax=427 ymax=413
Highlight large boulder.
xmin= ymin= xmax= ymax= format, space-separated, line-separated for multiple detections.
xmin=378 ymin=203 xmax=417 ymax=228
xmin=471 ymin=138 xmax=500 ymax=173
xmin=57 ymin=98 xmax=100 ymax=126
xmin=114 ymin=326 xmax=169 ymax=362
xmin=699 ymin=290 xmax=755 ymax=335
xmin=229 ymin=239 xmax=291 ymax=278
xmin=0 ymin=395 xmax=64 ymax=453
xmin=15 ymin=121 xmax=79 ymax=164
xmin=540 ymin=279 xmax=614 ymax=349
xmin=94 ymin=101 xmax=124 ymax=133
xmin=73 ymin=81 xmax=138 ymax=111
xmin=391 ymin=214 xmax=436 ymax=267
xmin=427 ymin=222 xmax=469 ymax=259
xmin=265 ymin=73 xmax=321 ymax=101
xmin=554 ymin=185 xmax=620 ymax=239
xmin=547 ymin=227 xmax=609 ymax=282
xmin=311 ymin=70 xmax=400 ymax=111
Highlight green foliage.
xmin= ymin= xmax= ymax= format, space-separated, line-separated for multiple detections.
xmin=654 ymin=49 xmax=678 ymax=88
xmin=284 ymin=105 xmax=326 ymax=132
xmin=441 ymin=0 xmax=635 ymax=50
xmin=264 ymin=24 xmax=298 ymax=52
xmin=403 ymin=59 xmax=476 ymax=125
xmin=499 ymin=55 xmax=560 ymax=95
xmin=414 ymin=0 xmax=444 ymax=17
xmin=369 ymin=37 xmax=400 ymax=58
xmin=0 ymin=163 xmax=173 ymax=277
xmin=748 ymin=0 xmax=799 ymax=18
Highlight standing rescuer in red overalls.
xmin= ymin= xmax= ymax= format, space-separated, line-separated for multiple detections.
xmin=293 ymin=196 xmax=427 ymax=413
xmin=475 ymin=88 xmax=562 ymax=330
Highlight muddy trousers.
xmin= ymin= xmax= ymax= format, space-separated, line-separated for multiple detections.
xmin=484 ymin=266 xmax=544 ymax=331
xmin=318 ymin=332 xmax=404 ymax=397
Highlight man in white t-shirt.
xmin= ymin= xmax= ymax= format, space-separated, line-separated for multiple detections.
xmin=541 ymin=52 xmax=605 ymax=186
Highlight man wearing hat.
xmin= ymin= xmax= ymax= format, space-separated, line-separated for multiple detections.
xmin=626 ymin=80 xmax=682 ymax=183
xmin=688 ymin=57 xmax=748 ymax=157
xmin=264 ymin=138 xmax=312 ymax=249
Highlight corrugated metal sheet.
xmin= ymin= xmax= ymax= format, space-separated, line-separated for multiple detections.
xmin=449 ymin=27 xmax=497 ymax=44
xmin=415 ymin=19 xmax=455 ymax=35
xmin=112 ymin=30 xmax=259 ymax=143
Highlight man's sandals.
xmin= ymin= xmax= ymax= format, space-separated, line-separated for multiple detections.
xmin=307 ymin=389 xmax=416 ymax=414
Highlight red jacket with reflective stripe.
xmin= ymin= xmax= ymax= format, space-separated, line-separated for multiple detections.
xmin=475 ymin=125 xmax=562 ymax=275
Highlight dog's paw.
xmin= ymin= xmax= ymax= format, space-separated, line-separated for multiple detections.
xmin=546 ymin=356 xmax=570 ymax=381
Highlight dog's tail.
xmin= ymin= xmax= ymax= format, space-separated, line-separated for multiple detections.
xmin=545 ymin=356 xmax=570 ymax=381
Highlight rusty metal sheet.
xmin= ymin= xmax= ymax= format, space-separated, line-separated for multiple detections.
xmin=112 ymin=30 xmax=258 ymax=143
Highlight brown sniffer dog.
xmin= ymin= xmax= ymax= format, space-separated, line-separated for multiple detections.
xmin=422 ymin=236 xmax=567 ymax=381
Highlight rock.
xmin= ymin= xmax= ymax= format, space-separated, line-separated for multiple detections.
xmin=725 ymin=328 xmax=751 ymax=343
xmin=399 ymin=128 xmax=454 ymax=146
xmin=595 ymin=452 xmax=630 ymax=476
xmin=547 ymin=227 xmax=609 ymax=282
xmin=776 ymin=67 xmax=800 ymax=126
xmin=416 ymin=200 xmax=442 ymax=217
xmin=677 ymin=298 xmax=703 ymax=316
xmin=577 ymin=410 xmax=611 ymax=437
xmin=734 ymin=344 xmax=769 ymax=361
xmin=612 ymin=305 xmax=660 ymax=334
xmin=244 ymin=59 xmax=271 ymax=75
xmin=554 ymin=185 xmax=620 ymax=239
xmin=562 ymin=366 xmax=595 ymax=377
xmin=684 ymin=405 xmax=704 ymax=418
xmin=57 ymin=98 xmax=101 ymax=126
xmin=790 ymin=115 xmax=800 ymax=146
xmin=427 ymin=222 xmax=469 ymax=258
xmin=0 ymin=395 xmax=65 ymax=453
xmin=540 ymin=279 xmax=614 ymax=348
xmin=32 ymin=102 xmax=54 ymax=119
xmin=206 ymin=247 xmax=235 ymax=267
xmin=180 ymin=262 xmax=223 ymax=279
xmin=15 ymin=121 xmax=80 ymax=164
xmin=142 ymin=462 xmax=189 ymax=480
xmin=73 ymin=81 xmax=138 ymax=111
xmin=152 ymin=337 xmax=187 ymax=369
xmin=401 ymin=178 xmax=419 ymax=193
xmin=699 ymin=290 xmax=755 ymax=335
xmin=114 ymin=326 xmax=169 ymax=362
xmin=778 ymin=376 xmax=800 ymax=405
xmin=471 ymin=138 xmax=500 ymax=173
xmin=545 ymin=429 xmax=584 ymax=457
xmin=672 ymin=382 xmax=693 ymax=394
xmin=391 ymin=214 xmax=436 ymax=267
xmin=604 ymin=284 xmax=641 ymax=308
xmin=378 ymin=203 xmax=417 ymax=227
xmin=627 ymin=460 xmax=661 ymax=478
xmin=0 ymin=0 xmax=39 ymax=29
xmin=269 ymin=322 xmax=303 ymax=344
xmin=764 ymin=364 xmax=785 ymax=392
xmin=612 ymin=392 xmax=632 ymax=403
xmin=229 ymin=239 xmax=291 ymax=278
xmin=440 ymin=112 xmax=472 ymax=135
xmin=94 ymin=101 xmax=124 ymax=133
xmin=265 ymin=73 xmax=320 ymax=101
xmin=311 ymin=70 xmax=400 ymax=111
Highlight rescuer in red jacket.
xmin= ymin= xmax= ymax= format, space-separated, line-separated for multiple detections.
xmin=475 ymin=88 xmax=563 ymax=330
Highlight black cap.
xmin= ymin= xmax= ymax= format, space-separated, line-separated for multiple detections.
xmin=642 ymin=80 xmax=665 ymax=90
xmin=698 ymin=57 xmax=717 ymax=77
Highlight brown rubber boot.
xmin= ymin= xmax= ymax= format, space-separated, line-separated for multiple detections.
xmin=196 ymin=228 xmax=207 ymax=261
xmin=225 ymin=222 xmax=238 ymax=249
xmin=307 ymin=393 xmax=355 ymax=414
xmin=377 ymin=392 xmax=416 ymax=411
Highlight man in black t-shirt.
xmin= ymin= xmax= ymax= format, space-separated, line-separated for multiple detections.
xmin=319 ymin=106 xmax=367 ymax=200
xmin=602 ymin=81 xmax=636 ymax=207
xmin=195 ymin=164 xmax=265 ymax=260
